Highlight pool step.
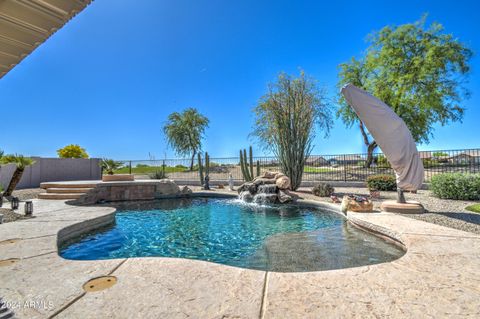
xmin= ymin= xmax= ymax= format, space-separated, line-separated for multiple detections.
xmin=38 ymin=193 xmax=84 ymax=200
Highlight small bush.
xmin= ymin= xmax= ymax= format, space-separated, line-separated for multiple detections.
xmin=312 ymin=182 xmax=335 ymax=197
xmin=366 ymin=174 xmax=397 ymax=191
xmin=430 ymin=173 xmax=480 ymax=200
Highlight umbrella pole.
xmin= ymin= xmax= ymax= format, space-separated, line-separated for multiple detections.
xmin=397 ymin=188 xmax=406 ymax=204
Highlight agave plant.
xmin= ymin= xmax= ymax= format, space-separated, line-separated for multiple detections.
xmin=0 ymin=154 xmax=36 ymax=197
xmin=101 ymin=158 xmax=124 ymax=175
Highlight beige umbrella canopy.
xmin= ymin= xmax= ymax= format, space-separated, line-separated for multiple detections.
xmin=341 ymin=84 xmax=424 ymax=192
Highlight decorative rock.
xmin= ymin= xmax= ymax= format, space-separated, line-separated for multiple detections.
xmin=278 ymin=190 xmax=293 ymax=204
xmin=261 ymin=171 xmax=277 ymax=179
xmin=274 ymin=173 xmax=286 ymax=179
xmin=275 ymin=176 xmax=291 ymax=190
xmin=253 ymin=178 xmax=276 ymax=186
xmin=341 ymin=195 xmax=374 ymax=212
xmin=181 ymin=186 xmax=192 ymax=195
xmin=253 ymin=193 xmax=278 ymax=204
xmin=238 ymin=182 xmax=258 ymax=194
xmin=155 ymin=179 xmax=181 ymax=195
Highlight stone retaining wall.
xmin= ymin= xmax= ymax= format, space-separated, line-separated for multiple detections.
xmin=72 ymin=180 xmax=191 ymax=205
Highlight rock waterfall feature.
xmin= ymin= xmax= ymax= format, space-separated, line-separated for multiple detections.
xmin=237 ymin=172 xmax=297 ymax=204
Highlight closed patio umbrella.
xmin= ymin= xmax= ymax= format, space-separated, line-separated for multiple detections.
xmin=341 ymin=84 xmax=424 ymax=202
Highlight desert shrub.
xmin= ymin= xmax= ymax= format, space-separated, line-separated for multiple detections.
xmin=150 ymin=169 xmax=168 ymax=179
xmin=312 ymin=182 xmax=335 ymax=197
xmin=430 ymin=173 xmax=480 ymax=200
xmin=366 ymin=174 xmax=397 ymax=191
xmin=101 ymin=159 xmax=124 ymax=175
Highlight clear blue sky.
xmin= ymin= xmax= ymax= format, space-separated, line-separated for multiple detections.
xmin=1 ymin=0 xmax=479 ymax=159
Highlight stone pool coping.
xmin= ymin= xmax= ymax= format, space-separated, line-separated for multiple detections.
xmin=1 ymin=192 xmax=480 ymax=318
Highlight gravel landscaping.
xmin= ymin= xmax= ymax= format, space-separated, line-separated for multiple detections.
xmin=296 ymin=186 xmax=480 ymax=235
xmin=0 ymin=188 xmax=42 ymax=223
xmin=11 ymin=188 xmax=43 ymax=200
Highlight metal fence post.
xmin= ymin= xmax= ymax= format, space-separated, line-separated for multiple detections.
xmin=129 ymin=161 xmax=132 ymax=175
xmin=343 ymin=154 xmax=347 ymax=182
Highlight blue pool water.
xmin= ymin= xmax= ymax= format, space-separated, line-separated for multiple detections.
xmin=60 ymin=198 xmax=404 ymax=272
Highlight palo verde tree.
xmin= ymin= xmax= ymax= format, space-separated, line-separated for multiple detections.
xmin=337 ymin=16 xmax=472 ymax=167
xmin=252 ymin=71 xmax=333 ymax=190
xmin=163 ymin=108 xmax=209 ymax=170
xmin=57 ymin=144 xmax=89 ymax=158
xmin=0 ymin=154 xmax=35 ymax=197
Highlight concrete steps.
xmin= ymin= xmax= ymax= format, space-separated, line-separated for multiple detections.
xmin=39 ymin=181 xmax=99 ymax=200
xmin=46 ymin=187 xmax=94 ymax=194
xmin=40 ymin=182 xmax=98 ymax=189
xmin=38 ymin=193 xmax=83 ymax=200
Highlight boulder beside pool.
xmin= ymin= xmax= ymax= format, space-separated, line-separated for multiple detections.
xmin=341 ymin=195 xmax=374 ymax=213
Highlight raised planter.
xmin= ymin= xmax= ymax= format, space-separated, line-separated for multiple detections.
xmin=102 ymin=174 xmax=135 ymax=182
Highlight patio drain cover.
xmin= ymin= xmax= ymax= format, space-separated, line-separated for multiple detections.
xmin=83 ymin=276 xmax=117 ymax=292
xmin=0 ymin=258 xmax=20 ymax=267
xmin=0 ymin=238 xmax=21 ymax=245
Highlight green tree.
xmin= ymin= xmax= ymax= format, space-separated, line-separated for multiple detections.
xmin=57 ymin=144 xmax=89 ymax=158
xmin=1 ymin=154 xmax=35 ymax=197
xmin=337 ymin=16 xmax=472 ymax=167
xmin=163 ymin=108 xmax=209 ymax=170
xmin=252 ymin=71 xmax=333 ymax=190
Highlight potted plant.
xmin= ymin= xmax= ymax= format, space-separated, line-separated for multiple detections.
xmin=100 ymin=158 xmax=134 ymax=182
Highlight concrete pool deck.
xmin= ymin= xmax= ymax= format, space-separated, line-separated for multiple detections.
xmin=1 ymin=194 xmax=480 ymax=318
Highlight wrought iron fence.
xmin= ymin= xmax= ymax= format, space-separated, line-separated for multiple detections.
xmin=116 ymin=148 xmax=480 ymax=183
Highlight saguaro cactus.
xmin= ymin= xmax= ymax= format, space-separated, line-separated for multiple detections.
xmin=205 ymin=152 xmax=210 ymax=176
xmin=197 ymin=153 xmax=204 ymax=185
xmin=239 ymin=146 xmax=260 ymax=182
xmin=249 ymin=146 xmax=254 ymax=180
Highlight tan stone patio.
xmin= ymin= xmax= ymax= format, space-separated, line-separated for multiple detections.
xmin=1 ymin=193 xmax=479 ymax=318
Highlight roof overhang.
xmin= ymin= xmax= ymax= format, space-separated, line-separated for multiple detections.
xmin=0 ymin=0 xmax=92 ymax=79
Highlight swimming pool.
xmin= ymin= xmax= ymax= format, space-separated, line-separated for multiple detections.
xmin=60 ymin=198 xmax=404 ymax=272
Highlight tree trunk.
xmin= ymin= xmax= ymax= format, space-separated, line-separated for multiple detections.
xmin=365 ymin=142 xmax=378 ymax=168
xmin=190 ymin=150 xmax=196 ymax=171
xmin=4 ymin=168 xmax=24 ymax=197
xmin=359 ymin=121 xmax=378 ymax=168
